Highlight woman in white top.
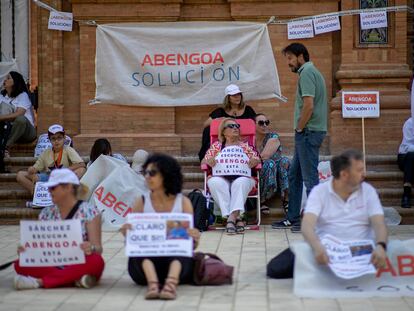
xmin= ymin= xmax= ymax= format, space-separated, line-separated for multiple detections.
xmin=120 ymin=153 xmax=200 ymax=300
xmin=0 ymin=71 xmax=36 ymax=157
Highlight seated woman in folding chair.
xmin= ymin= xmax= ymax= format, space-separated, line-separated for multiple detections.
xmin=202 ymin=118 xmax=261 ymax=234
xmin=255 ymin=113 xmax=290 ymax=215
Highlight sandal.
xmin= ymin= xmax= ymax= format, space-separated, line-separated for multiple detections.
xmin=160 ymin=276 xmax=178 ymax=300
xmin=235 ymin=218 xmax=245 ymax=234
xmin=225 ymin=221 xmax=237 ymax=235
xmin=145 ymin=281 xmax=160 ymax=300
xmin=260 ymin=204 xmax=271 ymax=215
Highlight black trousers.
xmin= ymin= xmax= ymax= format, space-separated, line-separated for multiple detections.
xmin=128 ymin=256 xmax=194 ymax=285
xmin=267 ymin=248 xmax=295 ymax=279
xmin=398 ymin=152 xmax=414 ymax=184
xmin=198 ymin=126 xmax=211 ymax=162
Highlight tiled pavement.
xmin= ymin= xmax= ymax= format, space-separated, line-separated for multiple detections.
xmin=0 ymin=225 xmax=413 ymax=311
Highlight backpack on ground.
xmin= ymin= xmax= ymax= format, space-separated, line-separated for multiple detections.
xmin=187 ymin=189 xmax=212 ymax=232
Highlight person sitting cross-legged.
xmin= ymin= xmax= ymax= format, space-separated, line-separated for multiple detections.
xmin=267 ymin=149 xmax=388 ymax=279
xmin=16 ymin=124 xmax=86 ymax=201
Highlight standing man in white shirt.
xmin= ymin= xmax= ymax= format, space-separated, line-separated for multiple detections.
xmin=267 ymin=149 xmax=388 ymax=278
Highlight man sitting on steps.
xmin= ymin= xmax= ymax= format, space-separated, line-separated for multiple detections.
xmin=16 ymin=124 xmax=86 ymax=207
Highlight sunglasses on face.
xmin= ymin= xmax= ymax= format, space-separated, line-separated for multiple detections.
xmin=142 ymin=169 xmax=159 ymax=177
xmin=257 ymin=120 xmax=270 ymax=127
xmin=224 ymin=123 xmax=240 ymax=130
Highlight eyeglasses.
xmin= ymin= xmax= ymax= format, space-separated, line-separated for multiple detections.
xmin=224 ymin=123 xmax=240 ymax=130
xmin=142 ymin=169 xmax=159 ymax=177
xmin=257 ymin=120 xmax=270 ymax=127
xmin=50 ymin=136 xmax=64 ymax=142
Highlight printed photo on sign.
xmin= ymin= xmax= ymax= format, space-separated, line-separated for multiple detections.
xmin=166 ymin=220 xmax=190 ymax=240
xmin=212 ymin=146 xmax=251 ymax=177
xmin=342 ymin=91 xmax=380 ymax=118
xmin=19 ymin=219 xmax=85 ymax=267
xmin=287 ymin=20 xmax=314 ymax=40
xmin=125 ymin=213 xmax=193 ymax=258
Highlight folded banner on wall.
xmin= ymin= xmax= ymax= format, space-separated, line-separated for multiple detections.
xmin=94 ymin=22 xmax=281 ymax=107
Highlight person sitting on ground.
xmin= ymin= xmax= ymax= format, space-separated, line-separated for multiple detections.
xmin=131 ymin=149 xmax=149 ymax=175
xmin=14 ymin=168 xmax=105 ymax=290
xmin=87 ymin=138 xmax=127 ymax=168
xmin=0 ymin=71 xmax=36 ymax=158
xmin=198 ymin=84 xmax=256 ymax=161
xmin=267 ymin=149 xmax=387 ymax=279
xmin=120 ymin=153 xmax=200 ymax=300
xmin=16 ymin=124 xmax=86 ymax=197
xmin=255 ymin=113 xmax=290 ymax=215
xmin=397 ymin=117 xmax=414 ymax=208
xmin=202 ymin=118 xmax=261 ymax=234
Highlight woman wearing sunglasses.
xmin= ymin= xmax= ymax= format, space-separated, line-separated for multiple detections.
xmin=255 ymin=113 xmax=290 ymax=215
xmin=13 ymin=168 xmax=105 ymax=290
xmin=202 ymin=118 xmax=261 ymax=234
xmin=120 ymin=154 xmax=200 ymax=300
xmin=198 ymin=84 xmax=256 ymax=161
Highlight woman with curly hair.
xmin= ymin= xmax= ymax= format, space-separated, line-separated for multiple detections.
xmin=120 ymin=153 xmax=200 ymax=300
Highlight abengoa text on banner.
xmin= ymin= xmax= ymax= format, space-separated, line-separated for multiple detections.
xmin=94 ymin=22 xmax=281 ymax=107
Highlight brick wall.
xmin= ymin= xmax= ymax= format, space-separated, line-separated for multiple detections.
xmin=31 ymin=0 xmax=412 ymax=156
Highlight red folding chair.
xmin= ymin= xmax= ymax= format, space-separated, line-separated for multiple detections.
xmin=201 ymin=118 xmax=262 ymax=230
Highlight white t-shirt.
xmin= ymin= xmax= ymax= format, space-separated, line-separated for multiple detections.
xmin=0 ymin=92 xmax=35 ymax=126
xmin=304 ymin=178 xmax=384 ymax=240
xmin=398 ymin=117 xmax=414 ymax=154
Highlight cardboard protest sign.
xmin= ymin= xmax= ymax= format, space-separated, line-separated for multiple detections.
xmin=292 ymin=239 xmax=414 ymax=297
xmin=126 ymin=213 xmax=193 ymax=258
xmin=342 ymin=91 xmax=380 ymax=118
xmin=321 ymin=235 xmax=376 ymax=279
xmin=48 ymin=11 xmax=73 ymax=32
xmin=360 ymin=10 xmax=387 ymax=30
xmin=32 ymin=182 xmax=53 ymax=207
xmin=212 ymin=146 xmax=251 ymax=177
xmin=287 ymin=20 xmax=314 ymax=40
xmin=313 ymin=16 xmax=341 ymax=35
xmin=19 ymin=219 xmax=85 ymax=267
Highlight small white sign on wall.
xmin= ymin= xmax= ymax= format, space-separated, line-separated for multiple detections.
xmin=48 ymin=11 xmax=73 ymax=32
xmin=360 ymin=10 xmax=387 ymax=30
xmin=313 ymin=16 xmax=341 ymax=35
xmin=287 ymin=20 xmax=314 ymax=40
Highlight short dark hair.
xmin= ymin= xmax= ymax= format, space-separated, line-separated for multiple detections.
xmin=1 ymin=71 xmax=29 ymax=98
xmin=282 ymin=43 xmax=310 ymax=62
xmin=254 ymin=113 xmax=265 ymax=120
xmin=143 ymin=153 xmax=183 ymax=195
xmin=89 ymin=138 xmax=112 ymax=163
xmin=331 ymin=149 xmax=364 ymax=179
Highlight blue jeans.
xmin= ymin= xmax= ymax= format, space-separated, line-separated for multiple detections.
xmin=287 ymin=129 xmax=326 ymax=224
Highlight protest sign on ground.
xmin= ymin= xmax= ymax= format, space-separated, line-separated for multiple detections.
xmin=19 ymin=219 xmax=85 ymax=267
xmin=292 ymin=239 xmax=414 ymax=297
xmin=125 ymin=213 xmax=193 ymax=258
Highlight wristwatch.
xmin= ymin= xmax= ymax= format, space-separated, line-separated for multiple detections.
xmin=295 ymin=128 xmax=303 ymax=133
xmin=91 ymin=244 xmax=97 ymax=253
xmin=376 ymin=241 xmax=387 ymax=251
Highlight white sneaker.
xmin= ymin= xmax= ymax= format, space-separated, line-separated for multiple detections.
xmin=75 ymin=275 xmax=97 ymax=289
xmin=14 ymin=275 xmax=40 ymax=290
